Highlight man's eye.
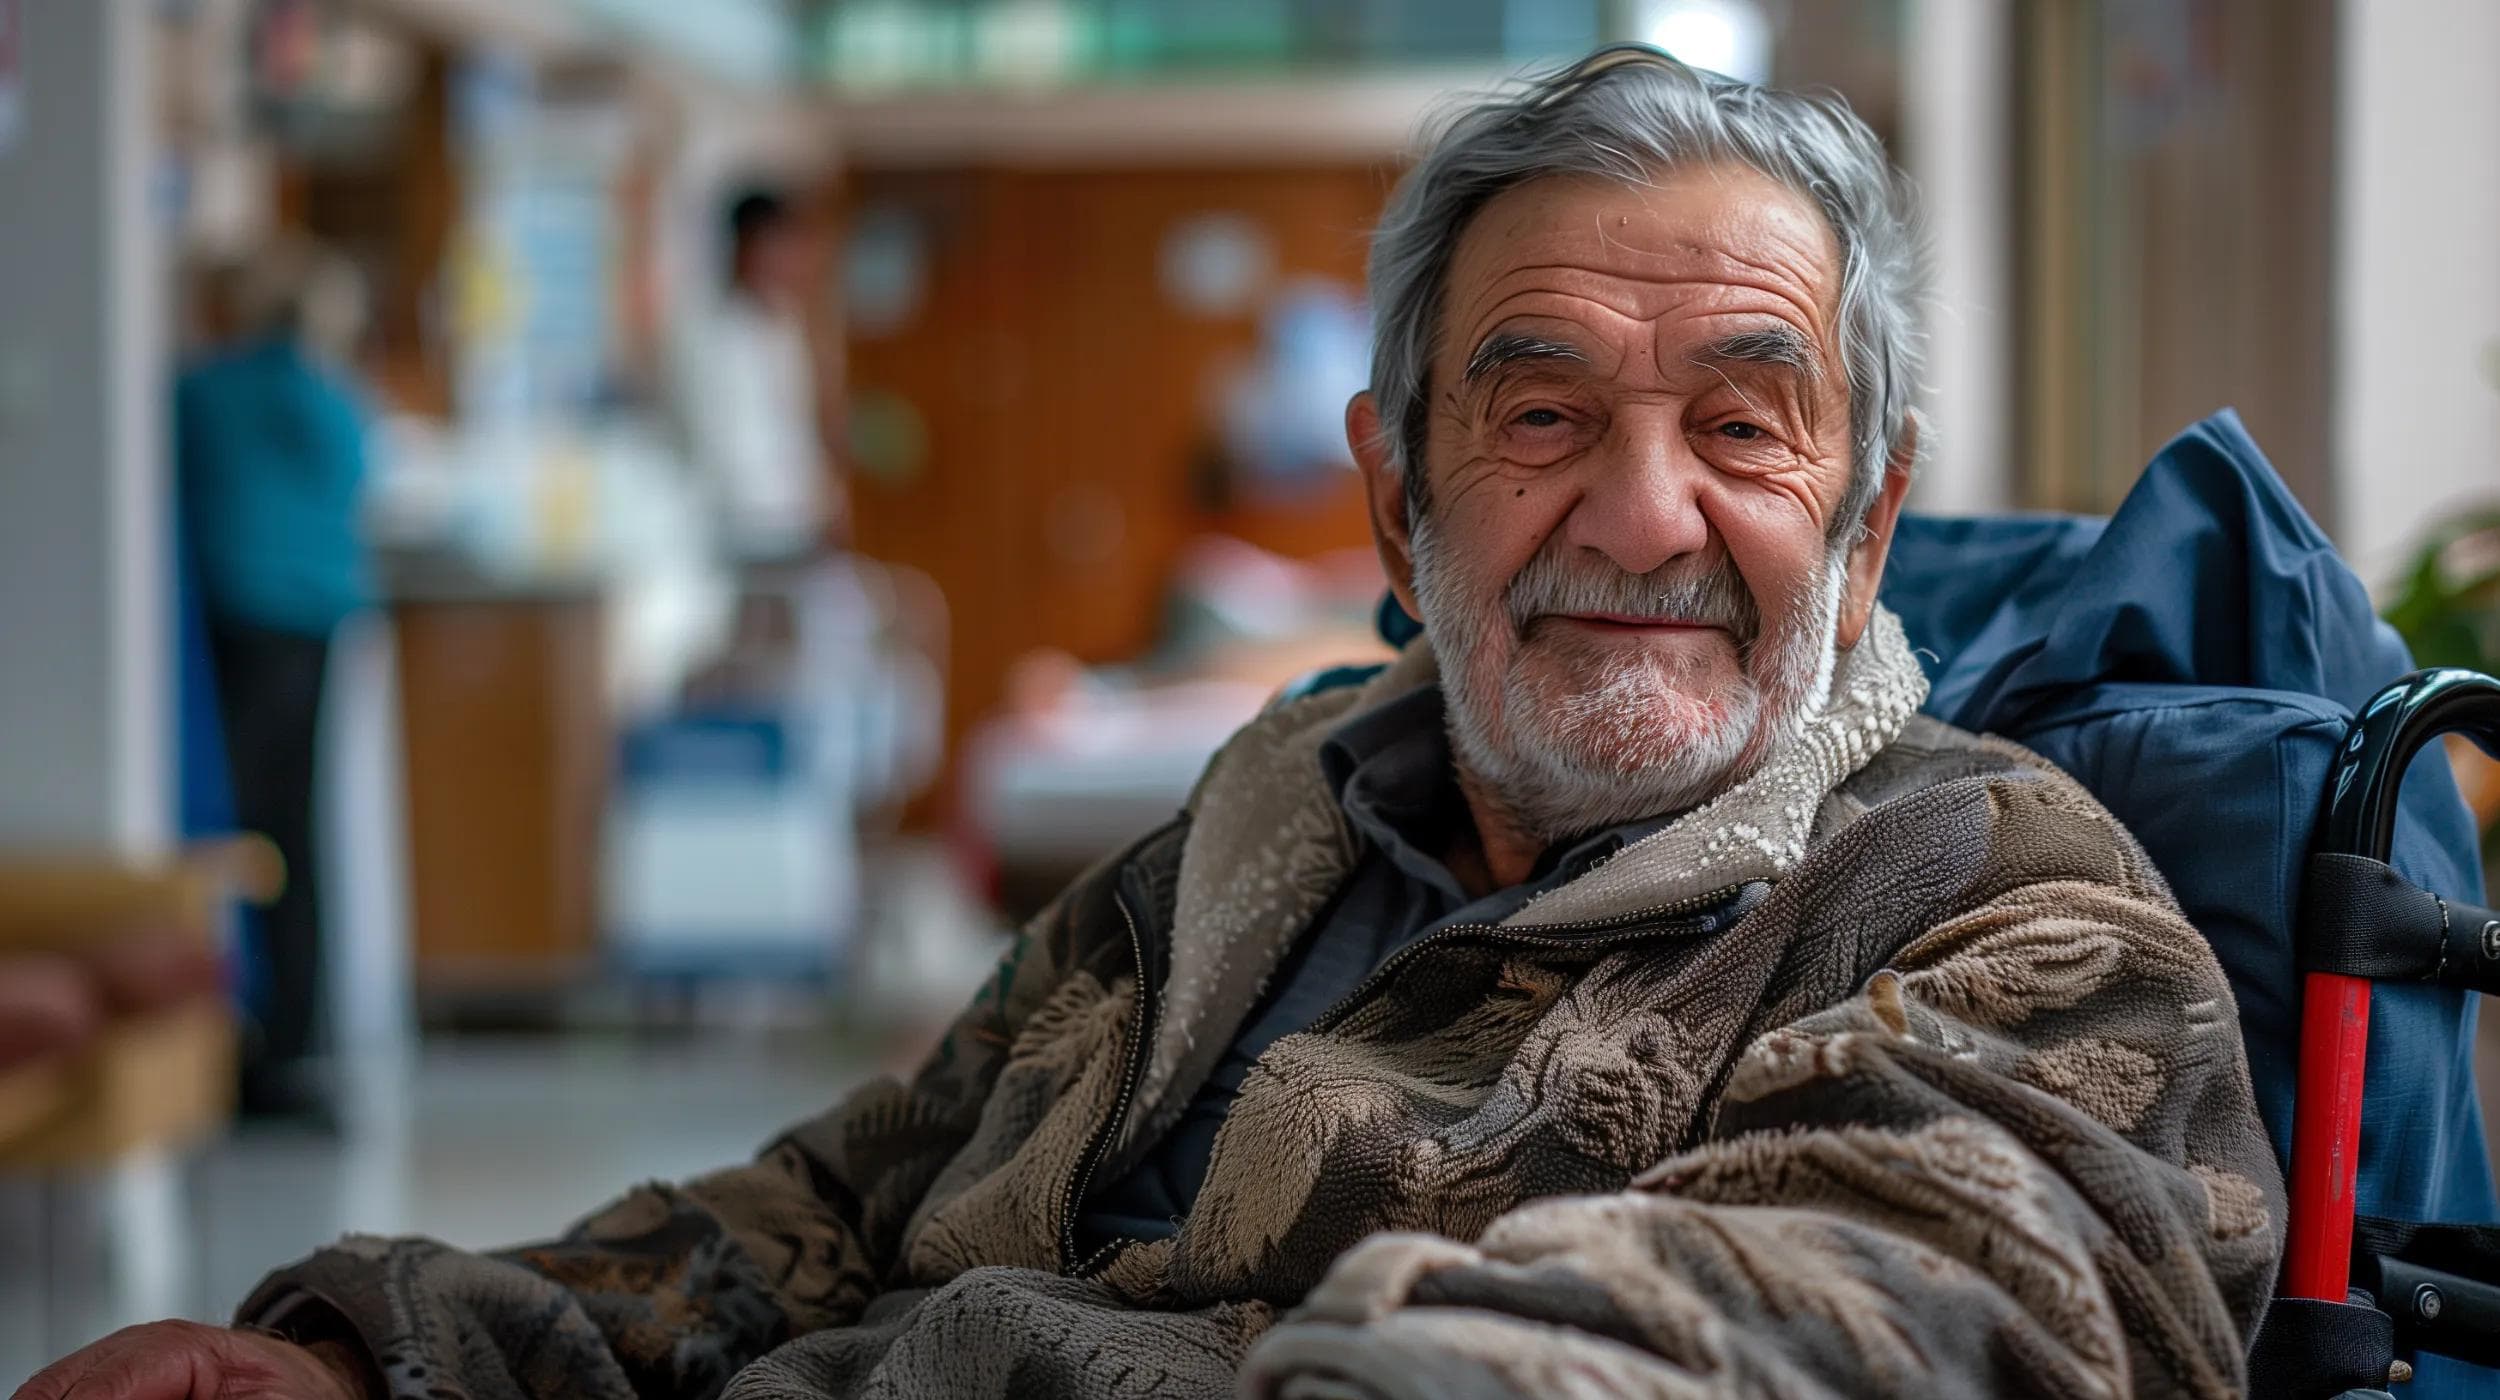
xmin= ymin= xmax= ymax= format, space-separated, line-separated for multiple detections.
xmin=1717 ymin=421 xmax=1764 ymax=441
xmin=1515 ymin=408 xmax=1565 ymax=428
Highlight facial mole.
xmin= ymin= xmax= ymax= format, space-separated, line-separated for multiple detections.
xmin=1514 ymin=488 xmax=1525 ymax=497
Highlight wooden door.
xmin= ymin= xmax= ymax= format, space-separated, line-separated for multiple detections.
xmin=837 ymin=163 xmax=1396 ymax=821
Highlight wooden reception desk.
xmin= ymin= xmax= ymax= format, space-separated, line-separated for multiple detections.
xmin=388 ymin=561 xmax=609 ymax=1001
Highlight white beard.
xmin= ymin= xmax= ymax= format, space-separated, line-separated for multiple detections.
xmin=1412 ymin=523 xmax=1848 ymax=846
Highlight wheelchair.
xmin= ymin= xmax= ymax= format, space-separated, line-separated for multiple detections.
xmin=1325 ymin=411 xmax=2500 ymax=1396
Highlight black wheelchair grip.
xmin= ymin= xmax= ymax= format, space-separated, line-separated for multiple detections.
xmin=2371 ymin=1256 xmax=2500 ymax=1370
xmin=2314 ymin=668 xmax=2500 ymax=865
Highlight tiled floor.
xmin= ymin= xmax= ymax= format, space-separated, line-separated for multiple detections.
xmin=2 ymin=1032 xmax=878 ymax=1389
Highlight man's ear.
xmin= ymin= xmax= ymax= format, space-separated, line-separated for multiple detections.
xmin=1349 ymin=393 xmax=1424 ymax=623
xmin=1833 ymin=412 xmax=1919 ymax=650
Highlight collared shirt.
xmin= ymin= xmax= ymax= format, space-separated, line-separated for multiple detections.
xmin=1077 ymin=685 xmax=1680 ymax=1249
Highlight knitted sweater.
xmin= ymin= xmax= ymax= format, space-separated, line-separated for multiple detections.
xmin=244 ymin=609 xmax=2283 ymax=1398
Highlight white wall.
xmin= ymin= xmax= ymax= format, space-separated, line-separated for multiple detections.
xmin=2335 ymin=0 xmax=2500 ymax=586
xmin=0 ymin=0 xmax=167 ymax=855
xmin=1900 ymin=0 xmax=2014 ymax=516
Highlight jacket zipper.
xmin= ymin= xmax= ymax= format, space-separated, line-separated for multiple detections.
xmin=1304 ymin=883 xmax=1747 ymax=1036
xmin=1058 ymin=889 xmax=1154 ymax=1274
xmin=1053 ymin=882 xmax=1749 ymax=1276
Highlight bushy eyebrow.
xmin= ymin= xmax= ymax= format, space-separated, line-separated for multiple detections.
xmin=1690 ymin=325 xmax=1823 ymax=381
xmin=1462 ymin=332 xmax=1589 ymax=385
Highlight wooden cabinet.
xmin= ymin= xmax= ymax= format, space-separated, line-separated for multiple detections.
xmin=393 ymin=593 xmax=608 ymax=994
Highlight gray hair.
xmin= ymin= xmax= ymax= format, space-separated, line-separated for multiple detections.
xmin=1368 ymin=45 xmax=1923 ymax=534
xmin=209 ymin=235 xmax=367 ymax=357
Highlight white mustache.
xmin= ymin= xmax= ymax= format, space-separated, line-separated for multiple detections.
xmin=1504 ymin=550 xmax=1762 ymax=642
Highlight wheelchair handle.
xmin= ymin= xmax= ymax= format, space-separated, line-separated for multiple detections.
xmin=2286 ymin=668 xmax=2500 ymax=1305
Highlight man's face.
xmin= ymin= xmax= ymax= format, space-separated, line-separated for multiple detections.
xmin=1355 ymin=164 xmax=1910 ymax=840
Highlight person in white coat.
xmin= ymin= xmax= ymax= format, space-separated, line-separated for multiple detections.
xmin=678 ymin=189 xmax=844 ymax=564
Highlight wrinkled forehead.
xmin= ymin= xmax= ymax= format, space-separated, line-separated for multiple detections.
xmin=1439 ymin=164 xmax=1844 ymax=376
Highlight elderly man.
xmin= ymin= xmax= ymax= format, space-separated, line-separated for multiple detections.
xmin=26 ymin=46 xmax=2280 ymax=1400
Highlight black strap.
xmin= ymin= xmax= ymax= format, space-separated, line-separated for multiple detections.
xmin=2246 ymin=1295 xmax=2396 ymax=1398
xmin=2301 ymin=853 xmax=2500 ymax=993
xmin=2244 ymin=1215 xmax=2500 ymax=1389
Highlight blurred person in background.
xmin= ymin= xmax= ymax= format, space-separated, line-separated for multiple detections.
xmin=174 ymin=238 xmax=373 ymax=1130
xmin=673 ymin=187 xmax=861 ymax=706
xmin=21 ymin=48 xmax=2278 ymax=1400
xmin=677 ymin=187 xmax=846 ymax=563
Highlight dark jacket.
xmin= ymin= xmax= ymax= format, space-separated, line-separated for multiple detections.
xmin=244 ymin=611 xmax=2282 ymax=1399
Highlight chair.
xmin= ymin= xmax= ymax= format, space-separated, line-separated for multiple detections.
xmin=0 ymin=845 xmax=264 ymax=1367
xmin=1349 ymin=410 xmax=2499 ymax=1395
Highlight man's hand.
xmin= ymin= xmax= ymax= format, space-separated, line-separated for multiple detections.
xmin=13 ymin=1321 xmax=373 ymax=1400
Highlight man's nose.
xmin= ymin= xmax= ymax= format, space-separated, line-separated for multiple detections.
xmin=1558 ymin=420 xmax=1711 ymax=575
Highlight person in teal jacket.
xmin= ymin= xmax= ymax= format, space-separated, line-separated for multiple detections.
xmin=175 ymin=240 xmax=373 ymax=1127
